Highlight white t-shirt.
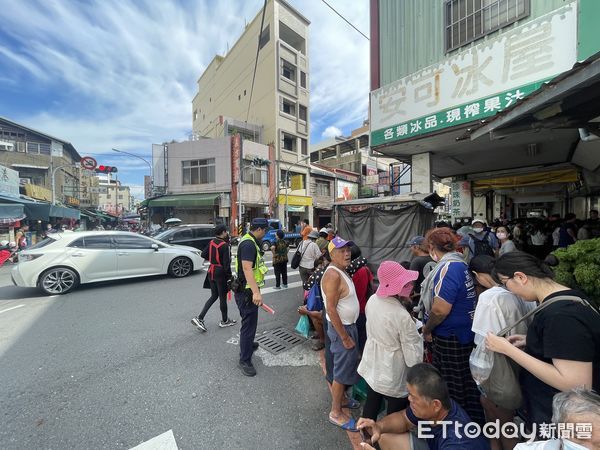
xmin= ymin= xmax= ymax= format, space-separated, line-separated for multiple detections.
xmin=472 ymin=286 xmax=536 ymax=346
xmin=299 ymin=240 xmax=322 ymax=269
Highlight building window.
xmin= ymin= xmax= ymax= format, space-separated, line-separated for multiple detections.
xmin=316 ymin=180 xmax=331 ymax=197
xmin=259 ymin=24 xmax=270 ymax=49
xmin=300 ymin=138 xmax=308 ymax=156
xmin=298 ymin=105 xmax=307 ymax=122
xmin=281 ymin=97 xmax=296 ymax=116
xmin=300 ymin=71 xmax=307 ymax=89
xmin=281 ymin=132 xmax=296 ymax=152
xmin=242 ymin=161 xmax=269 ymax=186
xmin=182 ymin=158 xmax=216 ymax=185
xmin=281 ymin=59 xmax=296 ymax=82
xmin=193 ymin=110 xmax=198 ymax=121
xmin=445 ymin=0 xmax=529 ymax=52
xmin=281 ymin=170 xmax=305 ymax=190
xmin=26 ymin=142 xmax=40 ymax=154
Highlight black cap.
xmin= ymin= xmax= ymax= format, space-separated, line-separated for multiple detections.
xmin=251 ymin=218 xmax=269 ymax=229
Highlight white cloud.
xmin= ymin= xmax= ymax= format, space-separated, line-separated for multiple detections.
xmin=0 ymin=0 xmax=369 ymax=187
xmin=321 ymin=126 xmax=343 ymax=139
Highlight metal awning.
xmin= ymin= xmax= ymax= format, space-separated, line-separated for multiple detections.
xmin=0 ymin=195 xmax=80 ymax=221
xmin=147 ymin=193 xmax=220 ymax=208
xmin=471 ymin=51 xmax=600 ymax=140
xmin=0 ymin=203 xmax=26 ymax=224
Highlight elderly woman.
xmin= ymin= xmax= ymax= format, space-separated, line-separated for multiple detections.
xmin=486 ymin=252 xmax=600 ymax=427
xmin=357 ymin=261 xmax=422 ymax=420
xmin=420 ymin=227 xmax=484 ymax=424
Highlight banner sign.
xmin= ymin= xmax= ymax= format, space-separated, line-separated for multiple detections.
xmin=370 ymin=3 xmax=577 ymax=146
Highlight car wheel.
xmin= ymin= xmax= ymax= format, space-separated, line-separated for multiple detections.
xmin=39 ymin=267 xmax=80 ymax=295
xmin=261 ymin=240 xmax=271 ymax=252
xmin=168 ymin=256 xmax=192 ymax=278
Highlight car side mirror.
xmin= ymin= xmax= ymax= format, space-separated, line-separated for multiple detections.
xmin=151 ymin=243 xmax=159 ymax=251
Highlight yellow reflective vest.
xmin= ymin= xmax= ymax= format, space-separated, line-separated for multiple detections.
xmin=236 ymin=233 xmax=268 ymax=289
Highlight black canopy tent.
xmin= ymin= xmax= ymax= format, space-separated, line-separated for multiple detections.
xmin=334 ymin=194 xmax=436 ymax=274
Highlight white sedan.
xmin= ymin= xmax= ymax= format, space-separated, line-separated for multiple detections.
xmin=11 ymin=231 xmax=203 ymax=295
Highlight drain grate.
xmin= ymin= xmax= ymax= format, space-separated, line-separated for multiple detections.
xmin=256 ymin=327 xmax=306 ymax=355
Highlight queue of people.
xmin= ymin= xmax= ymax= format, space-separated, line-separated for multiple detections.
xmin=187 ymin=217 xmax=599 ymax=449
xmin=304 ymin=227 xmax=598 ymax=449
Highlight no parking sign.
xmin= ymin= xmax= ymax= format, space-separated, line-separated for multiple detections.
xmin=80 ymin=156 xmax=97 ymax=170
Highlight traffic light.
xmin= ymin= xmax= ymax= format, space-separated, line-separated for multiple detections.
xmin=95 ymin=165 xmax=118 ymax=174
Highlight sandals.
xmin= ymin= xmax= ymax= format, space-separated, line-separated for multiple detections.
xmin=342 ymin=397 xmax=361 ymax=409
xmin=328 ymin=414 xmax=358 ymax=432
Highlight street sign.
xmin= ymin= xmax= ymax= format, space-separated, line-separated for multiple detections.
xmin=80 ymin=156 xmax=97 ymax=170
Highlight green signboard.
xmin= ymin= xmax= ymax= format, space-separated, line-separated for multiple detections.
xmin=371 ymin=79 xmax=546 ymax=147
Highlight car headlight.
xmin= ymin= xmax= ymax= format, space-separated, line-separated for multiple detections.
xmin=192 ymin=251 xmax=202 ymax=256
xmin=19 ymin=254 xmax=43 ymax=262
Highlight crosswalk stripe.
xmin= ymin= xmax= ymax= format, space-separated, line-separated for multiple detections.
xmin=261 ymin=281 xmax=303 ymax=295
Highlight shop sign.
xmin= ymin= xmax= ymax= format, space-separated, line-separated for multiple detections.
xmin=24 ymin=183 xmax=52 ymax=201
xmin=450 ymin=181 xmax=472 ymax=218
xmin=371 ymin=3 xmax=577 ymax=146
xmin=0 ymin=165 xmax=20 ymax=198
xmin=336 ymin=180 xmax=358 ymax=201
xmin=277 ymin=194 xmax=312 ymax=206
xmin=365 ymin=175 xmax=379 ymax=185
xmin=65 ymin=196 xmax=80 ymax=207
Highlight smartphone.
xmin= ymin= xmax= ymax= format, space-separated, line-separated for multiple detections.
xmin=359 ymin=427 xmax=372 ymax=444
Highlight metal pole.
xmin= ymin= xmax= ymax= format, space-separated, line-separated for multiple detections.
xmin=51 ymin=167 xmax=56 ymax=205
xmin=285 ymin=170 xmax=289 ymax=231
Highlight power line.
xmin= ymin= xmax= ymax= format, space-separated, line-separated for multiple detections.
xmin=246 ymin=0 xmax=268 ymax=123
xmin=321 ymin=0 xmax=369 ymax=40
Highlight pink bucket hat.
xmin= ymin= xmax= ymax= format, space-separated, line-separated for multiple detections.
xmin=376 ymin=261 xmax=419 ymax=297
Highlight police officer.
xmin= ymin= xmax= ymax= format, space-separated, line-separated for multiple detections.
xmin=235 ymin=218 xmax=269 ymax=377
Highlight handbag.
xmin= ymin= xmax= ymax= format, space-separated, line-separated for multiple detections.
xmin=479 ymin=295 xmax=596 ymax=410
xmin=290 ymin=241 xmax=308 ymax=270
xmin=295 ymin=315 xmax=310 ymax=338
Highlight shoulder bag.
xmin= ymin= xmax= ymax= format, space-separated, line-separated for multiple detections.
xmin=479 ymin=295 xmax=595 ymax=410
xmin=290 ymin=241 xmax=308 ymax=270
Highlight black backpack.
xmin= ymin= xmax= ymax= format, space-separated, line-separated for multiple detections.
xmin=470 ymin=231 xmax=495 ymax=257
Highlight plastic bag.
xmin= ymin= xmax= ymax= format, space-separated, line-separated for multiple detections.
xmin=469 ymin=342 xmax=494 ymax=385
xmin=295 ymin=315 xmax=310 ymax=338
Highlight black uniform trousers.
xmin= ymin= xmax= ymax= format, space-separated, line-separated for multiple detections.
xmin=235 ymin=289 xmax=258 ymax=364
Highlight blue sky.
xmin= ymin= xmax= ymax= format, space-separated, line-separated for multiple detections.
xmin=0 ymin=0 xmax=369 ymax=199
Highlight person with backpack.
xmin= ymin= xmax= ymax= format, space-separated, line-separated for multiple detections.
xmin=466 ymin=219 xmax=498 ymax=262
xmin=191 ymin=225 xmax=236 ymax=332
xmin=486 ymin=252 xmax=600 ymax=429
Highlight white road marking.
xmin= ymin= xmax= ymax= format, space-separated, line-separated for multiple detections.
xmin=261 ymin=281 xmax=303 ymax=295
xmin=130 ymin=429 xmax=178 ymax=450
xmin=0 ymin=304 xmax=25 ymax=315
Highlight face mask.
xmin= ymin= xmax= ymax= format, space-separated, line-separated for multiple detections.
xmin=473 ymin=227 xmax=484 ymax=233
xmin=496 ymin=232 xmax=507 ymax=240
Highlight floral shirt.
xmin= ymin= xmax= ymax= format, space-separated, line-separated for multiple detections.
xmin=272 ymin=239 xmax=288 ymax=264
